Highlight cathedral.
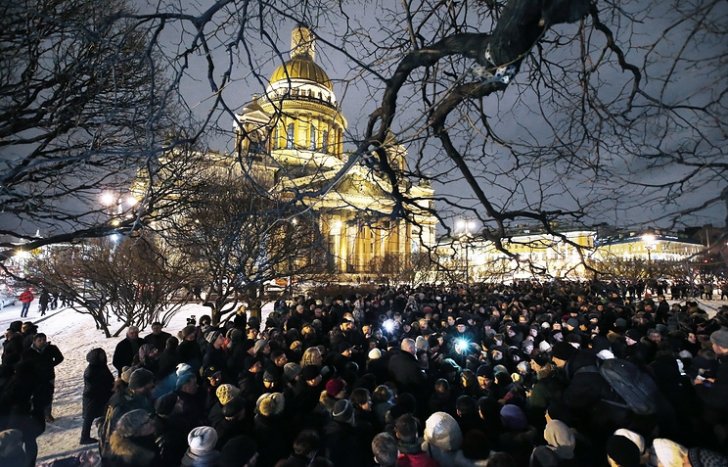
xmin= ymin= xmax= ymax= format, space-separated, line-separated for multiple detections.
xmin=233 ymin=27 xmax=437 ymax=279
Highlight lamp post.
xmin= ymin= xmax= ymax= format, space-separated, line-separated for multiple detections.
xmin=642 ymin=233 xmax=657 ymax=282
xmin=456 ymin=218 xmax=477 ymax=284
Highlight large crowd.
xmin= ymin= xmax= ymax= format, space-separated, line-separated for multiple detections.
xmin=2 ymin=281 xmax=728 ymax=467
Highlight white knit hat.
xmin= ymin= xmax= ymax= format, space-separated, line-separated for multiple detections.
xmin=187 ymin=426 xmax=218 ymax=454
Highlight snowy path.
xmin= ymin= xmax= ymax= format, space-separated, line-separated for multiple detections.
xmin=0 ymin=302 xmax=205 ymax=462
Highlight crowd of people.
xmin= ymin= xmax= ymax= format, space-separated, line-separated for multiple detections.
xmin=2 ymin=280 xmax=728 ymax=467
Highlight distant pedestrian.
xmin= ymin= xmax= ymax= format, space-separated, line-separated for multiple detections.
xmin=22 ymin=333 xmax=64 ymax=423
xmin=38 ymin=290 xmax=49 ymax=316
xmin=81 ymin=348 xmax=114 ymax=444
xmin=18 ymin=288 xmax=34 ymax=318
xmin=112 ymin=327 xmax=143 ymax=377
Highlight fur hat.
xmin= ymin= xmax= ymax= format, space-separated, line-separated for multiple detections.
xmin=368 ymin=348 xmax=382 ymax=360
xmin=332 ymin=399 xmax=355 ymax=424
xmin=256 ymin=392 xmax=285 ymax=417
xmin=128 ymin=368 xmax=154 ymax=390
xmin=115 ymin=409 xmax=152 ymax=438
xmin=709 ymin=328 xmax=728 ymax=348
xmin=120 ymin=365 xmax=137 ymax=384
xmin=187 ymin=426 xmax=218 ymax=455
xmin=653 ymin=438 xmax=687 ymax=467
xmin=325 ymin=378 xmax=346 ymax=397
xmin=424 ymin=412 xmax=463 ymax=452
xmin=216 ymin=384 xmax=240 ymax=406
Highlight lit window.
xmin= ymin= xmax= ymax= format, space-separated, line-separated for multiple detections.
xmin=310 ymin=125 xmax=317 ymax=150
xmin=322 ymin=130 xmax=328 ymax=153
xmin=286 ymin=123 xmax=294 ymax=149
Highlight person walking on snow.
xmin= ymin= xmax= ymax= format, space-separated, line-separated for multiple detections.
xmin=18 ymin=288 xmax=34 ymax=318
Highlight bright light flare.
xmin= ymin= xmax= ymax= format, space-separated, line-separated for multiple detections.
xmin=454 ymin=337 xmax=470 ymax=354
xmin=100 ymin=191 xmax=116 ymax=206
xmin=382 ymin=319 xmax=395 ymax=333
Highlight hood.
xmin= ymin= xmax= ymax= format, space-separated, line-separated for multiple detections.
xmin=423 ymin=412 xmax=462 ymax=452
xmin=86 ymin=348 xmax=107 ymax=365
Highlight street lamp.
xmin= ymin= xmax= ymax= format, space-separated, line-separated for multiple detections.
xmin=642 ymin=233 xmax=657 ymax=280
xmin=455 ymin=218 xmax=477 ymax=284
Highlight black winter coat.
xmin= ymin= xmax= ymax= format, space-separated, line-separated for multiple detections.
xmin=83 ymin=360 xmax=114 ymax=418
xmin=387 ymin=350 xmax=426 ymax=395
xmin=112 ymin=337 xmax=143 ymax=375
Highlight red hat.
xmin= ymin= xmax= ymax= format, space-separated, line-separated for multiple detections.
xmin=325 ymin=377 xmax=346 ymax=397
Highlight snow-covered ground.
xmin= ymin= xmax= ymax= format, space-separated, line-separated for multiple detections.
xmin=0 ymin=301 xmax=209 ymax=463
xmin=0 ymin=297 xmax=724 ymax=463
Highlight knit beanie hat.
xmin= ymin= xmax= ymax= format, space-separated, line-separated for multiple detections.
xmin=115 ymin=409 xmax=152 ymax=438
xmin=688 ymin=447 xmax=728 ymax=467
xmin=368 ymin=348 xmax=382 ymax=360
xmin=606 ymin=435 xmax=641 ymax=467
xmin=155 ymin=392 xmax=178 ymax=417
xmin=128 ymin=368 xmax=154 ymax=390
xmin=500 ymin=404 xmax=528 ymax=431
xmin=423 ymin=412 xmax=463 ymax=452
xmin=256 ymin=392 xmax=285 ymax=417
xmin=301 ymin=365 xmax=320 ymax=381
xmin=332 ymin=399 xmax=355 ymax=424
xmin=544 ymin=420 xmax=575 ymax=459
xmin=613 ymin=428 xmax=645 ymax=455
xmin=216 ymin=384 xmax=240 ymax=406
xmin=188 ymin=426 xmax=218 ymax=455
xmin=175 ymin=372 xmax=196 ymax=390
xmin=283 ymin=362 xmax=301 ymax=382
xmin=176 ymin=363 xmax=193 ymax=377
xmin=253 ymin=339 xmax=267 ymax=354
xmin=551 ymin=341 xmax=576 ymax=361
xmin=205 ymin=330 xmax=221 ymax=344
xmin=325 ymin=377 xmax=346 ymax=397
xmin=653 ymin=438 xmax=687 ymax=467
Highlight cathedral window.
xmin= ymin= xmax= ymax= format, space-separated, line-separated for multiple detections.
xmin=286 ymin=123 xmax=294 ymax=148
xmin=322 ymin=130 xmax=328 ymax=153
xmin=310 ymin=125 xmax=317 ymax=150
xmin=273 ymin=125 xmax=280 ymax=149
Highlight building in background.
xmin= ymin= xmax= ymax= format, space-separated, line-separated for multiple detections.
xmin=232 ymin=26 xmax=437 ymax=279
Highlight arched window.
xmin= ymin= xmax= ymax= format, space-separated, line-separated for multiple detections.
xmin=286 ymin=123 xmax=295 ymax=149
xmin=310 ymin=125 xmax=317 ymax=150
xmin=322 ymin=130 xmax=329 ymax=153
xmin=273 ymin=125 xmax=280 ymax=149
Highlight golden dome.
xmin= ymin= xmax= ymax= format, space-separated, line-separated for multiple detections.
xmin=269 ymin=56 xmax=333 ymax=91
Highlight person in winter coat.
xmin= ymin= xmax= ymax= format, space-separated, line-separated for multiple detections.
xmin=2 ymin=321 xmax=25 ymax=369
xmin=38 ymin=290 xmax=49 ymax=316
xmin=421 ymin=411 xmax=475 ymax=467
xmin=113 ymin=327 xmax=143 ymax=376
xmin=323 ymin=399 xmax=370 ymax=467
xmin=18 ymin=288 xmax=33 ymax=318
xmin=152 ymin=393 xmax=188 ymax=467
xmin=498 ymin=404 xmax=539 ymax=466
xmin=81 ymin=348 xmax=114 ymax=444
xmin=388 ymin=339 xmax=427 ymax=406
xmin=254 ymin=392 xmax=292 ymax=466
xmin=156 ymin=336 xmax=179 ymax=379
xmin=21 ymin=332 xmax=63 ymax=422
xmin=107 ymin=409 xmax=159 ymax=467
xmin=144 ymin=322 xmax=172 ymax=353
xmin=0 ymin=360 xmax=43 ymax=467
xmin=180 ymin=426 xmax=221 ymax=467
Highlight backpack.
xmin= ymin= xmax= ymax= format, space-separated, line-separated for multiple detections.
xmin=598 ymin=358 xmax=659 ymax=415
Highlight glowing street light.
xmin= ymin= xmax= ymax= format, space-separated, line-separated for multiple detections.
xmin=455 ymin=218 xmax=477 ymax=284
xmin=642 ymin=232 xmax=657 ymax=279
